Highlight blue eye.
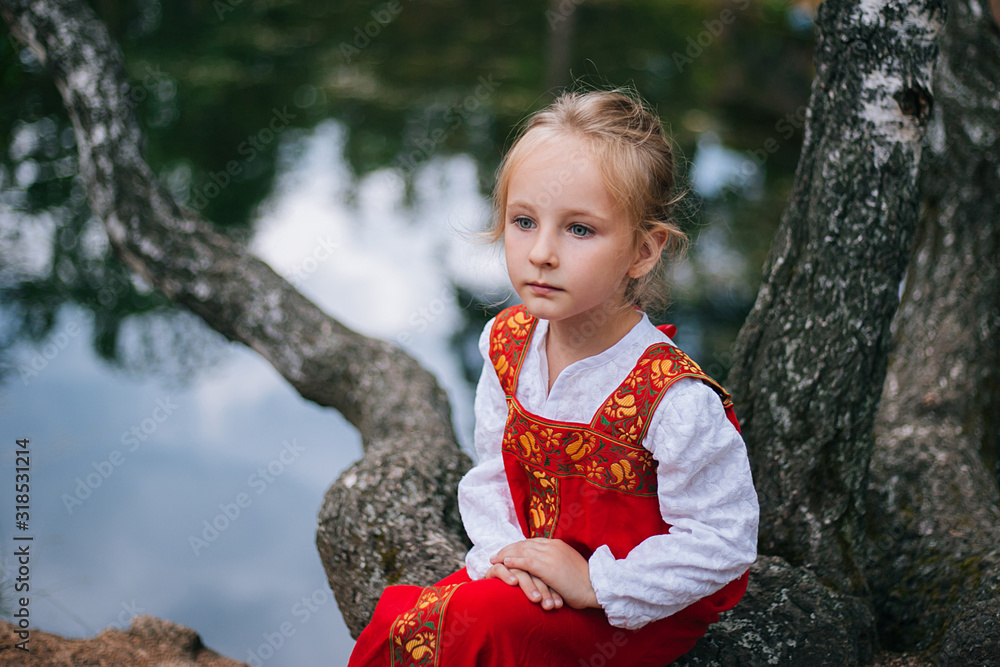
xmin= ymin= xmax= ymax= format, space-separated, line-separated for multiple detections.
xmin=513 ymin=216 xmax=534 ymax=230
xmin=569 ymin=223 xmax=592 ymax=237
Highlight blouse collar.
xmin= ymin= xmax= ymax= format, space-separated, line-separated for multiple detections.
xmin=530 ymin=310 xmax=657 ymax=376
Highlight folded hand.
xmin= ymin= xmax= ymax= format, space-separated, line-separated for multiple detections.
xmin=485 ymin=538 xmax=600 ymax=611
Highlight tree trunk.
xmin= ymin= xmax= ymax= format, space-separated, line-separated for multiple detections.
xmin=725 ymin=0 xmax=944 ymax=600
xmin=682 ymin=2 xmax=944 ymax=661
xmin=865 ymin=0 xmax=1000 ymax=662
xmin=0 ymin=0 xmax=472 ymax=639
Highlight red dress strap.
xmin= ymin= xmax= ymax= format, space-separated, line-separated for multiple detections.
xmin=591 ymin=343 xmax=736 ymax=444
xmin=488 ymin=304 xmax=537 ymax=398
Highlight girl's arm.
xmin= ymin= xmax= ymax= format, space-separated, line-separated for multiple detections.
xmin=457 ymin=318 xmax=527 ymax=579
xmin=587 ymin=377 xmax=759 ymax=630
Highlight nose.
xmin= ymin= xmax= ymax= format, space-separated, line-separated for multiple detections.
xmin=528 ymin=225 xmax=558 ymax=268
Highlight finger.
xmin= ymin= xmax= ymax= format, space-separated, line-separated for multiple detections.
xmin=491 ymin=539 xmax=533 ymax=564
xmin=531 ymin=575 xmax=559 ymax=610
xmin=526 ymin=572 xmax=561 ymax=609
xmin=495 ymin=539 xmax=548 ymax=563
xmin=502 ymin=554 xmax=548 ymax=577
xmin=512 ymin=568 xmax=544 ymax=604
xmin=486 ymin=562 xmax=519 ymax=586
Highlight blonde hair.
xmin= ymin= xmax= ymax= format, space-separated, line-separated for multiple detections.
xmin=487 ymin=88 xmax=688 ymax=313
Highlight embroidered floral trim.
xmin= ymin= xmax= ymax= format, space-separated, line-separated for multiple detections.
xmin=389 ymin=583 xmax=463 ymax=667
xmin=524 ymin=466 xmax=560 ymax=537
xmin=502 ymin=402 xmax=659 ymax=495
xmin=489 ymin=306 xmax=537 ymax=398
xmin=593 ymin=344 xmax=734 ymax=443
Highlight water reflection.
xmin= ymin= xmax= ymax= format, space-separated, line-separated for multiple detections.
xmin=250 ymin=118 xmax=508 ymax=446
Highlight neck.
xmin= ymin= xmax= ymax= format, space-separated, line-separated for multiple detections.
xmin=545 ymin=305 xmax=642 ymax=364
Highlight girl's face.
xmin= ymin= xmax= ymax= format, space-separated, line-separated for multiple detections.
xmin=503 ymin=133 xmax=647 ymax=333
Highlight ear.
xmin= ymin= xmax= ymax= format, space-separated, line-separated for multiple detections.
xmin=627 ymin=229 xmax=670 ymax=279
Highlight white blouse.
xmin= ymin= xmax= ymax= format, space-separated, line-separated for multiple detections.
xmin=456 ymin=311 xmax=759 ymax=630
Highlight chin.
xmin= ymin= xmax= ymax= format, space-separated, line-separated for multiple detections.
xmin=518 ymin=299 xmax=557 ymax=321
xmin=520 ymin=304 xmax=548 ymax=320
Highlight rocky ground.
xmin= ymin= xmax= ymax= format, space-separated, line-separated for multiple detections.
xmin=0 ymin=615 xmax=248 ymax=666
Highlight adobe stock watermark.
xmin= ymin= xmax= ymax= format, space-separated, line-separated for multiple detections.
xmin=61 ymin=397 xmax=180 ymax=514
xmin=18 ymin=320 xmax=82 ymax=386
xmin=553 ymin=483 xmax=602 ymax=534
xmin=97 ymin=264 xmax=143 ymax=308
xmin=870 ymin=520 xmax=907 ymax=556
xmin=672 ymin=0 xmax=752 ymax=73
xmin=439 ymin=607 xmax=476 ymax=652
xmin=339 ymin=0 xmax=413 ymax=63
xmin=976 ymin=256 xmax=999 ymax=285
xmin=242 ymin=585 xmax=475 ymax=666
xmin=244 ymin=585 xmax=334 ymax=666
xmin=286 ymin=235 xmax=343 ymax=286
xmin=213 ymin=0 xmax=246 ymax=21
xmin=561 ymin=294 xmax=645 ymax=352
xmin=188 ymin=439 xmax=306 ymax=556
xmin=105 ymin=600 xmax=146 ymax=631
xmin=523 ymin=147 xmax=589 ymax=212
xmin=715 ymin=104 xmax=809 ymax=199
xmin=189 ymin=106 xmax=297 ymax=211
xmin=579 ymin=631 xmax=630 ymax=667
xmin=393 ymin=75 xmax=502 ymax=177
xmin=124 ymin=64 xmax=170 ymax=113
xmin=546 ymin=0 xmax=585 ymax=29
xmin=394 ymin=287 xmax=453 ymax=346
xmin=702 ymin=347 xmax=736 ymax=382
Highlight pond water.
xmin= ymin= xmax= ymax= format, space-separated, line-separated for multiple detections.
xmin=1 ymin=118 xmax=517 ymax=664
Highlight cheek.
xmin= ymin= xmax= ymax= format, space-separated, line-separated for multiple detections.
xmin=504 ymin=232 xmax=526 ymax=261
xmin=502 ymin=238 xmax=520 ymax=275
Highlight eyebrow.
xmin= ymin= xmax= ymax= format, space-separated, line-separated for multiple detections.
xmin=506 ymin=201 xmax=605 ymax=220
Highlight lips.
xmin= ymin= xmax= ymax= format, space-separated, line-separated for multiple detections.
xmin=527 ymin=282 xmax=562 ymax=293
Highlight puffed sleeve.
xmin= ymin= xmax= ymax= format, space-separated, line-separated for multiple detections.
xmin=457 ymin=316 xmax=527 ymax=580
xmin=587 ymin=378 xmax=759 ymax=630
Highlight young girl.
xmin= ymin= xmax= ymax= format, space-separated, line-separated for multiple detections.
xmin=348 ymin=89 xmax=758 ymax=667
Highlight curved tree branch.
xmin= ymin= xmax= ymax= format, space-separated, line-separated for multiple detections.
xmin=0 ymin=0 xmax=472 ymax=636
